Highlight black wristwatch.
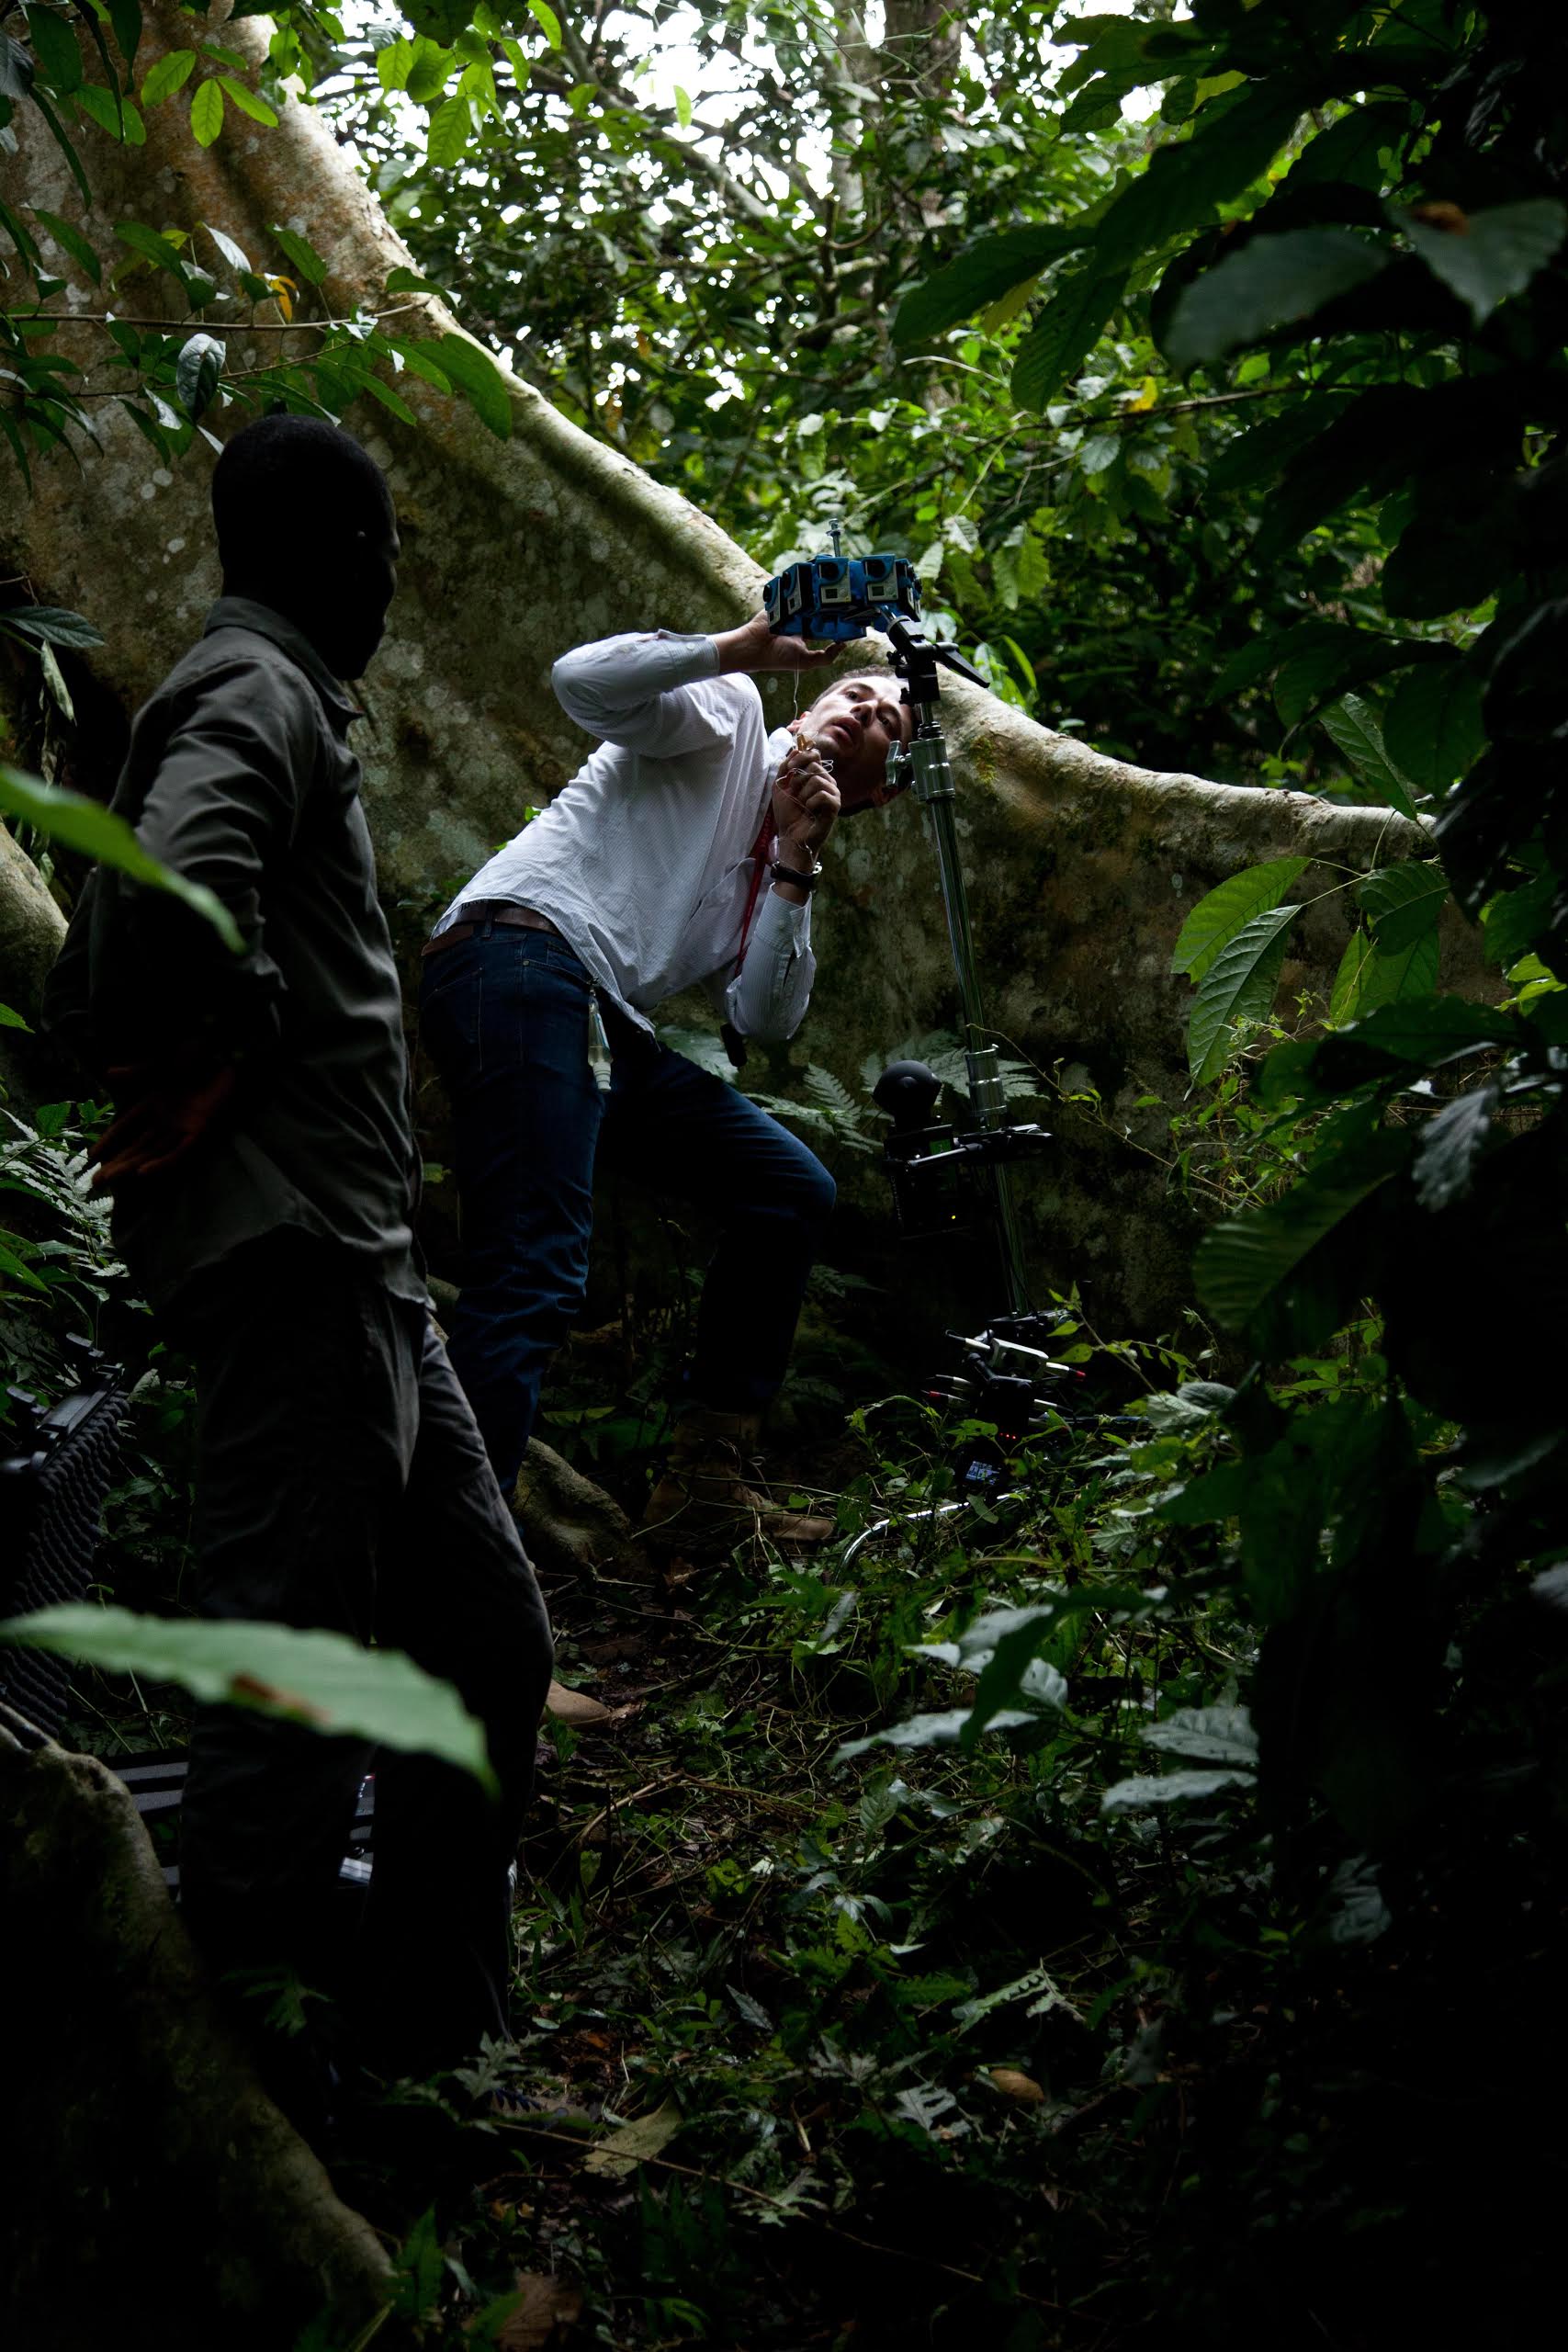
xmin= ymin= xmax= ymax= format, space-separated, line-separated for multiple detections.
xmin=771 ymin=855 xmax=821 ymax=894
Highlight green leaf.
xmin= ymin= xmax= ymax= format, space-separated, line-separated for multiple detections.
xmin=74 ymin=83 xmax=144 ymax=143
xmin=384 ymin=264 xmax=447 ymax=300
xmin=353 ymin=369 xmax=419 ymax=426
xmin=175 ymin=329 xmax=223 ymax=420
xmin=1207 ymin=395 xmax=1350 ymax=495
xmin=31 ymin=205 xmax=100 ymax=283
xmin=25 ymin=6 xmax=83 ymax=96
xmin=0 ymin=1605 xmax=496 ymax=1792
xmin=411 ymin=333 xmax=511 ymax=436
xmin=198 ymin=220 xmax=250 ymax=277
xmin=28 ymin=85 xmax=95 ymax=210
xmin=114 ymin=218 xmax=190 ymax=286
xmin=1010 ymin=266 xmax=1126 ymax=412
xmin=1262 ymin=1000 xmax=1515 ymax=1106
xmin=893 ymin=225 xmax=1096 ymax=345
xmin=673 ymin=83 xmax=692 ymax=129
xmin=215 ymin=74 xmax=277 ymax=127
xmin=1483 ymin=869 xmax=1553 ymax=969
xmin=1383 ymin=661 xmax=1485 ymax=793
xmin=0 ymin=767 xmax=243 ymax=953
xmin=1172 ymin=858 xmax=1309 ymax=985
xmin=1357 ymin=861 xmax=1448 ymax=953
xmin=1318 ymin=693 xmax=1419 ymax=817
xmin=0 ymin=1239 xmax=49 ymax=1293
xmin=1092 ymin=77 xmax=1315 ymax=273
xmin=526 ymin=0 xmax=561 ymax=47
xmin=139 ymin=46 xmax=194 ymax=104
xmin=1290 ymin=100 xmax=1413 ymax=192
xmin=426 ymin=89 xmax=472 ymax=165
xmin=1404 ymin=198 xmax=1567 ymax=325
xmin=376 ymin=36 xmax=413 ymax=91
xmin=1164 ymin=227 xmax=1388 ymax=372
xmin=0 ymin=1002 xmax=33 ymax=1031
xmin=1348 ymin=924 xmax=1438 ymax=1015
xmin=1411 ymin=1080 xmax=1498 ymax=1213
xmin=188 ymin=75 xmax=223 ymax=147
xmin=1274 ymin=628 xmax=1437 ymax=730
xmin=268 ymin=222 xmax=327 ymax=285
xmin=1187 ymin=906 xmax=1299 ymax=1081
xmin=0 ymin=603 xmax=104 ymax=649
xmin=1102 ymin=1769 xmax=1254 ymax=1813
xmin=1194 ymin=1128 xmax=1410 ymax=1329
xmin=404 ymin=36 xmax=451 ymax=104
xmin=107 ymin=0 xmax=141 ymax=71
xmin=1143 ymin=1704 xmax=1258 ymax=1768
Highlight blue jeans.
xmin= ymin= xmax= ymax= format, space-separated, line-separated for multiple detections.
xmin=419 ymin=923 xmax=836 ymax=1496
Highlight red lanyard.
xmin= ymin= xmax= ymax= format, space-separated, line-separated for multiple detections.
xmin=731 ymin=800 xmax=775 ymax=979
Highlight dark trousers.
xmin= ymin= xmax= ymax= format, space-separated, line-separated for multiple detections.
xmin=419 ymin=924 xmax=836 ymax=1497
xmin=171 ymin=1229 xmax=553 ymax=2083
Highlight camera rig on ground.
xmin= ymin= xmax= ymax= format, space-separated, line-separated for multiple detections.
xmin=762 ymin=530 xmax=1084 ymax=1487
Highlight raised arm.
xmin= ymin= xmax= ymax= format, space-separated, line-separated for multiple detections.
xmin=551 ymin=612 xmax=831 ymax=759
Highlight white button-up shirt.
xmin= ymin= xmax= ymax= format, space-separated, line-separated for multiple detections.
xmin=432 ymin=631 xmax=814 ymax=1042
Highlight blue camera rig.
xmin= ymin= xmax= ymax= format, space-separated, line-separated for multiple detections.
xmin=762 ymin=522 xmax=921 ymax=641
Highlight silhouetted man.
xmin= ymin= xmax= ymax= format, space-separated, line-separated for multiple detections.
xmin=46 ymin=416 xmax=552 ymax=2112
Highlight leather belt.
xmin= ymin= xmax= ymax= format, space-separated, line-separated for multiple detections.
xmin=422 ymin=901 xmax=561 ymax=959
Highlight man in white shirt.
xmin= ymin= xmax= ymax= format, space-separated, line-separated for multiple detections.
xmin=420 ymin=608 xmax=910 ymax=1557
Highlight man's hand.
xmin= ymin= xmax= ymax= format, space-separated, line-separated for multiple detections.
xmin=772 ymin=741 xmax=840 ymax=897
xmin=89 ymin=1054 xmax=239 ymax=1192
xmin=713 ymin=609 xmax=834 ymax=676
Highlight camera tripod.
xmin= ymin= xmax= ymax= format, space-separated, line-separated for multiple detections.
xmin=837 ymin=619 xmax=1090 ymax=1562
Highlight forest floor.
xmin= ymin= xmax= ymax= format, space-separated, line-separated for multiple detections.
xmin=63 ymin=1283 xmax=1558 ymax=2352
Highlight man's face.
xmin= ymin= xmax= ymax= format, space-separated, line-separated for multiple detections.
xmin=795 ymin=675 xmax=911 ymax=808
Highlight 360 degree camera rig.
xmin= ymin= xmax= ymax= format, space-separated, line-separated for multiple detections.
xmin=762 ymin=529 xmax=1083 ymax=1483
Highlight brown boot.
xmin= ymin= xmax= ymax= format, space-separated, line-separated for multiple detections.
xmin=639 ymin=1405 xmax=834 ymax=1562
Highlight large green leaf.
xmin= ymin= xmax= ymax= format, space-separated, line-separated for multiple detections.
xmin=0 ymin=603 xmax=104 ymax=650
xmin=1195 ymin=1126 xmax=1410 ymax=1329
xmin=1383 ymin=660 xmax=1486 ymax=793
xmin=1164 ymin=227 xmax=1388 ymax=372
xmin=0 ymin=1605 xmax=496 ymax=1791
xmin=0 ymin=767 xmax=243 ymax=953
xmin=1260 ymin=999 xmax=1516 ymax=1107
xmin=1093 ymin=77 xmax=1315 ymax=275
xmin=1143 ymin=1704 xmax=1258 ymax=1768
xmin=1290 ymin=100 xmax=1414 ymax=191
xmin=892 ymin=225 xmax=1096 ymax=346
xmin=30 ymin=207 xmax=100 ymax=285
xmin=1317 ymin=694 xmax=1419 ymax=818
xmin=1207 ymin=395 xmax=1351 ymax=495
xmin=1329 ymin=924 xmax=1439 ymax=1023
xmin=1102 ymin=1769 xmax=1254 ymax=1813
xmin=189 ymin=75 xmax=223 ymax=147
xmin=1411 ymin=1080 xmax=1498 ymax=1213
xmin=175 ymin=330 xmax=224 ymax=421
xmin=139 ymin=47 xmax=194 ymax=105
xmin=269 ymin=222 xmax=328 ymax=285
xmin=1010 ymin=266 xmax=1126 ymax=412
xmin=1357 ymin=861 xmax=1448 ymax=953
xmin=1171 ymin=857 xmax=1309 ymax=984
xmin=411 ymin=333 xmax=512 ymax=437
xmin=1404 ymin=198 xmax=1567 ymax=325
xmin=25 ymin=6 xmax=83 ymax=95
xmin=1187 ymin=905 xmax=1300 ymax=1081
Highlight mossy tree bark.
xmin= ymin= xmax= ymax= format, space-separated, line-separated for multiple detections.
xmin=0 ymin=2 xmax=1483 ymax=1327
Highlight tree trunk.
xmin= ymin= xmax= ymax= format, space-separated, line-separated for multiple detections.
xmin=0 ymin=1720 xmax=392 ymax=2351
xmin=0 ymin=6 xmax=1486 ymax=1329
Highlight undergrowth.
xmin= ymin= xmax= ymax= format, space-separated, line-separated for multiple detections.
xmin=2 ymin=1100 xmax=1562 ymax=2352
